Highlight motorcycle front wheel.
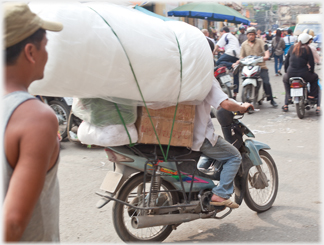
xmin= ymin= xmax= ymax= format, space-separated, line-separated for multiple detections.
xmin=244 ymin=150 xmax=278 ymax=212
xmin=242 ymin=84 xmax=257 ymax=108
xmin=113 ymin=174 xmax=179 ymax=242
xmin=296 ymin=97 xmax=305 ymax=119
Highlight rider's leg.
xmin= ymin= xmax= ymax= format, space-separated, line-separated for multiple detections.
xmin=233 ymin=72 xmax=239 ymax=98
xmin=260 ymin=69 xmax=277 ymax=106
xmin=199 ymin=137 xmax=241 ymax=201
xmin=283 ymin=73 xmax=291 ymax=105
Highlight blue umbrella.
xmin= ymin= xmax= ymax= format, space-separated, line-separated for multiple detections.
xmin=168 ymin=2 xmax=250 ymax=25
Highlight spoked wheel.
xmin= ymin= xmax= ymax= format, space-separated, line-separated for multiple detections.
xmin=296 ymin=97 xmax=305 ymax=119
xmin=113 ymin=174 xmax=179 ymax=242
xmin=244 ymin=150 xmax=278 ymax=212
xmin=49 ymin=100 xmax=70 ymax=139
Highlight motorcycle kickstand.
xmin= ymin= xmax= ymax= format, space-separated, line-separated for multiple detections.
xmin=213 ymin=207 xmax=233 ymax=219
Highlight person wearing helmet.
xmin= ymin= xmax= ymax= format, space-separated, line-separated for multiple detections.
xmin=282 ymin=33 xmax=320 ymax=114
xmin=238 ymin=26 xmax=247 ymax=45
xmin=234 ymin=27 xmax=278 ymax=107
xmin=303 ymin=29 xmax=320 ymax=64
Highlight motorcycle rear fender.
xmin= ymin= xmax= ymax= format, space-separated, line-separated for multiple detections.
xmin=293 ymin=97 xmax=300 ymax=103
xmin=245 ymin=139 xmax=270 ymax=166
xmin=242 ymin=78 xmax=257 ymax=87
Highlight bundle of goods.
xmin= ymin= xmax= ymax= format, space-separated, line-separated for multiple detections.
xmin=27 ymin=2 xmax=214 ymax=149
xmin=27 ymin=2 xmax=213 ymax=109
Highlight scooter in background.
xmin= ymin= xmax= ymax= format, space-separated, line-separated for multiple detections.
xmin=238 ymin=56 xmax=267 ymax=110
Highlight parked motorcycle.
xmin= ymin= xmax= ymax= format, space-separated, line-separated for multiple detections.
xmin=95 ymin=107 xmax=279 ymax=242
xmin=289 ymin=77 xmax=320 ymax=119
xmin=38 ymin=96 xmax=73 ymax=139
xmin=239 ymin=55 xmax=267 ymax=109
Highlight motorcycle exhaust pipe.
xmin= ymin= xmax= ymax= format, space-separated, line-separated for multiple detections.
xmin=131 ymin=213 xmax=212 ymax=229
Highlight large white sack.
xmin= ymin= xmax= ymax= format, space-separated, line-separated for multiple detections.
xmin=77 ymin=121 xmax=138 ymax=147
xmin=28 ymin=2 xmax=213 ymax=108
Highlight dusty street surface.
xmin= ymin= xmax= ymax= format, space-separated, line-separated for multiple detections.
xmin=58 ymin=60 xmax=322 ymax=243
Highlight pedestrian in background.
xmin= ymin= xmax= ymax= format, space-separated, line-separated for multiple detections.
xmin=272 ymin=29 xmax=286 ymax=76
xmin=3 ymin=2 xmax=63 ymax=242
xmin=202 ymin=28 xmax=215 ymax=44
xmin=283 ymin=29 xmax=297 ymax=56
xmin=238 ymin=26 xmax=247 ymax=45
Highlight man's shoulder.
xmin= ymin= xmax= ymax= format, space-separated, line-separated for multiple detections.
xmin=12 ymin=99 xmax=58 ymax=130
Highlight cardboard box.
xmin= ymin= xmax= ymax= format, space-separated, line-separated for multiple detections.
xmin=136 ymin=104 xmax=195 ymax=148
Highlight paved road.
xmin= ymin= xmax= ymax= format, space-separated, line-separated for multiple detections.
xmin=58 ymin=60 xmax=322 ymax=243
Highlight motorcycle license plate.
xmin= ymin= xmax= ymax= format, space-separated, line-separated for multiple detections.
xmin=100 ymin=171 xmax=123 ymax=193
xmin=220 ymin=75 xmax=231 ymax=84
xmin=290 ymin=88 xmax=303 ymax=97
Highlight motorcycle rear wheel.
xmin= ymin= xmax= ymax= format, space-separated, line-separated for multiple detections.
xmin=221 ymin=84 xmax=233 ymax=99
xmin=296 ymin=97 xmax=305 ymax=119
xmin=113 ymin=174 xmax=179 ymax=242
xmin=244 ymin=150 xmax=278 ymax=212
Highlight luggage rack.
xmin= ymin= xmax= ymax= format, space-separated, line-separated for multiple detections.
xmin=128 ymin=144 xmax=201 ymax=208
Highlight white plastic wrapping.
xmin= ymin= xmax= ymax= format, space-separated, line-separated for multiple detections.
xmin=27 ymin=2 xmax=213 ymax=109
xmin=72 ymin=98 xmax=137 ymax=127
xmin=77 ymin=121 xmax=138 ymax=147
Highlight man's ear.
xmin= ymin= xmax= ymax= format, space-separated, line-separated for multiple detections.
xmin=24 ymin=43 xmax=36 ymax=64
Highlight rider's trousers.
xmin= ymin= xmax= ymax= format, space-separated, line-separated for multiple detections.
xmin=199 ymin=137 xmax=241 ymax=199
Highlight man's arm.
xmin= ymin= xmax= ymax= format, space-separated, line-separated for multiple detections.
xmin=220 ymin=99 xmax=253 ymax=113
xmin=3 ymin=101 xmax=59 ymax=241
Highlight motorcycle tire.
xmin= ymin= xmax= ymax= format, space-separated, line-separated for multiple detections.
xmin=296 ymin=98 xmax=305 ymax=119
xmin=221 ymin=84 xmax=233 ymax=99
xmin=244 ymin=150 xmax=279 ymax=213
xmin=242 ymin=84 xmax=257 ymax=106
xmin=113 ymin=174 xmax=179 ymax=242
xmin=49 ymin=100 xmax=71 ymax=139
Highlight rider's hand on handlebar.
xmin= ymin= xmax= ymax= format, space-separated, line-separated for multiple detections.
xmin=240 ymin=103 xmax=254 ymax=114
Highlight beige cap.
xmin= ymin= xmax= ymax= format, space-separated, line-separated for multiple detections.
xmin=4 ymin=2 xmax=63 ymax=48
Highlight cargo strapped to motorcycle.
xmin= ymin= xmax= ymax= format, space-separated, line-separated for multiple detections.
xmin=89 ymin=7 xmax=183 ymax=162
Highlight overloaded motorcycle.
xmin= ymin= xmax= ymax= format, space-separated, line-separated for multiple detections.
xmin=238 ymin=55 xmax=267 ymax=109
xmin=95 ymin=106 xmax=279 ymax=242
xmin=289 ymin=77 xmax=320 ymax=118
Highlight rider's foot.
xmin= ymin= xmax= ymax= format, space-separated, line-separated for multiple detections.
xmin=278 ymin=70 xmax=282 ymax=76
xmin=316 ymin=107 xmax=320 ymax=115
xmin=210 ymin=194 xmax=239 ymax=209
xmin=282 ymin=105 xmax=288 ymax=112
xmin=270 ymin=100 xmax=278 ymax=107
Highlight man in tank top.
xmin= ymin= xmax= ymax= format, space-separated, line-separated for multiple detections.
xmin=3 ymin=3 xmax=63 ymax=241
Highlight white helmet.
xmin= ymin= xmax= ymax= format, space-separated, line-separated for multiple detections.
xmin=303 ymin=29 xmax=315 ymax=37
xmin=298 ymin=33 xmax=312 ymax=44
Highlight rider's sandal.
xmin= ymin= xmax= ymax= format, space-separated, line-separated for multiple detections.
xmin=210 ymin=199 xmax=239 ymax=209
xmin=282 ymin=105 xmax=288 ymax=112
xmin=316 ymin=108 xmax=320 ymax=115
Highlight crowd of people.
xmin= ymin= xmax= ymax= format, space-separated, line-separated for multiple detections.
xmin=201 ymin=24 xmax=321 ymax=114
